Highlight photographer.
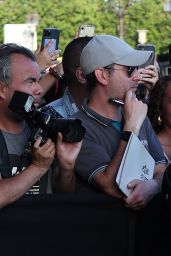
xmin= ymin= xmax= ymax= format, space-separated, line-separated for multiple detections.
xmin=73 ymin=35 xmax=166 ymax=209
xmin=0 ymin=43 xmax=82 ymax=208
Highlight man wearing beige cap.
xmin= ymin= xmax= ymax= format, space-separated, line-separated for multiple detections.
xmin=73 ymin=35 xmax=166 ymax=209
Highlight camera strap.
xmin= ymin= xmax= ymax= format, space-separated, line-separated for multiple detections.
xmin=0 ymin=130 xmax=10 ymax=166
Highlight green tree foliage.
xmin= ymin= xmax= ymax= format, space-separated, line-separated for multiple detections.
xmin=125 ymin=0 xmax=171 ymax=56
xmin=104 ymin=0 xmax=171 ymax=57
xmin=0 ymin=0 xmax=116 ymax=52
xmin=104 ymin=0 xmax=138 ymax=38
xmin=0 ymin=0 xmax=171 ymax=58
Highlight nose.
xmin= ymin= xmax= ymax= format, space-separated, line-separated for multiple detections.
xmin=32 ymin=81 xmax=43 ymax=105
xmin=32 ymin=81 xmax=43 ymax=96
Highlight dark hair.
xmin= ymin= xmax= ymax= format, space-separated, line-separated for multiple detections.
xmin=0 ymin=43 xmax=36 ymax=85
xmin=148 ymin=75 xmax=171 ymax=133
xmin=62 ymin=37 xmax=92 ymax=86
xmin=86 ymin=63 xmax=115 ymax=94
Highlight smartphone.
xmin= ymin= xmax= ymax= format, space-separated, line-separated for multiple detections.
xmin=41 ymin=28 xmax=60 ymax=53
xmin=137 ymin=43 xmax=155 ymax=65
xmin=78 ymin=24 xmax=95 ymax=37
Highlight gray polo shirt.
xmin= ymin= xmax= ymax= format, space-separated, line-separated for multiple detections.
xmin=73 ymin=100 xmax=166 ymax=184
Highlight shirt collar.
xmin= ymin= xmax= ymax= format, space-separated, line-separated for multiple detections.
xmin=62 ymin=88 xmax=78 ymax=115
xmin=81 ymin=99 xmax=114 ymax=126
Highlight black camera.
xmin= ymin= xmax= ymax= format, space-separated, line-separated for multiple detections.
xmin=8 ymin=91 xmax=86 ymax=145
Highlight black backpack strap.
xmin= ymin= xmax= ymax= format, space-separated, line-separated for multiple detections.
xmin=0 ymin=130 xmax=10 ymax=166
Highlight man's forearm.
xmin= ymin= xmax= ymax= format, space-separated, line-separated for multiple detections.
xmin=93 ymin=139 xmax=128 ymax=197
xmin=0 ymin=164 xmax=48 ymax=208
xmin=54 ymin=167 xmax=76 ymax=193
xmin=105 ymin=139 xmax=128 ymax=180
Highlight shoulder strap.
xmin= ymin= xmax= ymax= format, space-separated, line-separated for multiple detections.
xmin=0 ymin=130 xmax=10 ymax=166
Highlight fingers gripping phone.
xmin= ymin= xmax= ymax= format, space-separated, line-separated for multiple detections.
xmin=78 ymin=25 xmax=95 ymax=37
xmin=137 ymin=44 xmax=155 ymax=65
xmin=136 ymin=44 xmax=156 ymax=101
xmin=41 ymin=28 xmax=60 ymax=53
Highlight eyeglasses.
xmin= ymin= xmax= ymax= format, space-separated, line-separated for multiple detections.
xmin=104 ymin=66 xmax=137 ymax=77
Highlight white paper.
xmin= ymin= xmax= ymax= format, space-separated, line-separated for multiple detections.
xmin=116 ymin=133 xmax=155 ymax=196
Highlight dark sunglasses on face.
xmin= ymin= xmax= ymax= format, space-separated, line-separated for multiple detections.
xmin=127 ymin=66 xmax=138 ymax=77
xmin=105 ymin=66 xmax=138 ymax=77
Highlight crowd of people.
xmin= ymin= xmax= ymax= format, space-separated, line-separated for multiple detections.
xmin=0 ymin=30 xmax=171 ymax=210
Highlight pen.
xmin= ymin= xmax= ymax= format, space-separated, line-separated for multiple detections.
xmin=108 ymin=98 xmax=124 ymax=105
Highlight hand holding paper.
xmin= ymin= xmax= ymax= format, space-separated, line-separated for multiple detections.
xmin=116 ymin=133 xmax=155 ymax=197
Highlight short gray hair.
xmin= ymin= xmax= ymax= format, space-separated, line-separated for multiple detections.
xmin=0 ymin=43 xmax=36 ymax=85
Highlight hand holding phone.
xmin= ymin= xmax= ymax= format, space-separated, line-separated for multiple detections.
xmin=134 ymin=64 xmax=158 ymax=100
xmin=41 ymin=28 xmax=60 ymax=54
xmin=35 ymin=30 xmax=60 ymax=71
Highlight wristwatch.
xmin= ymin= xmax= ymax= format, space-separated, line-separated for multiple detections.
xmin=120 ymin=131 xmax=132 ymax=142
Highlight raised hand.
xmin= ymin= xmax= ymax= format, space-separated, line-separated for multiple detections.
xmin=123 ymin=90 xmax=147 ymax=135
xmin=34 ymin=40 xmax=60 ymax=72
xmin=132 ymin=64 xmax=158 ymax=90
xmin=56 ymin=133 xmax=82 ymax=170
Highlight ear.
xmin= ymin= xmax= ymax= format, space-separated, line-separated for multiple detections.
xmin=0 ymin=81 xmax=7 ymax=100
xmin=75 ymin=68 xmax=87 ymax=84
xmin=94 ymin=68 xmax=108 ymax=86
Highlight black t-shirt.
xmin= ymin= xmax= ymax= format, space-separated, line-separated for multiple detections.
xmin=0 ymin=125 xmax=51 ymax=194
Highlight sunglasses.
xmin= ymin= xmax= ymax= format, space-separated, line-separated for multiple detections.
xmin=105 ymin=66 xmax=138 ymax=77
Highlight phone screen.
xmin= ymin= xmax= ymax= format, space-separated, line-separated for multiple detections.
xmin=44 ymin=39 xmax=56 ymax=54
